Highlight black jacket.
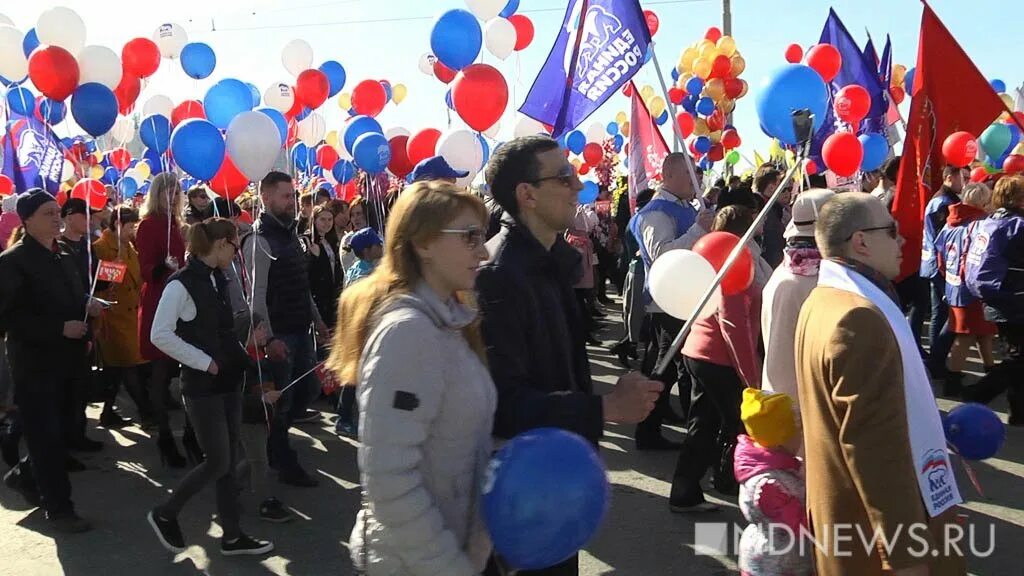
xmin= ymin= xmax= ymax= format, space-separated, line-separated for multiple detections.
xmin=302 ymin=236 xmax=342 ymax=328
xmin=476 ymin=217 xmax=604 ymax=442
xmin=249 ymin=213 xmax=314 ymax=334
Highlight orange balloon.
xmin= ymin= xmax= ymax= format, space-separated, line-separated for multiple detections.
xmin=693 ymin=58 xmax=713 ymax=80
xmin=730 ymin=55 xmax=746 ymax=77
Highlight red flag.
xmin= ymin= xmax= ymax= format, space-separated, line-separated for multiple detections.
xmin=95 ymin=260 xmax=127 ymax=283
xmin=893 ymin=3 xmax=1005 ymax=280
xmin=627 ymin=80 xmax=669 ymax=212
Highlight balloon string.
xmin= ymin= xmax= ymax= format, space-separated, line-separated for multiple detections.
xmin=947 ymin=442 xmax=987 ymax=499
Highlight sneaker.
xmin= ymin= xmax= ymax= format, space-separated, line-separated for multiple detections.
xmin=221 ymin=533 xmax=274 ymax=556
xmin=45 ymin=511 xmax=92 ymax=533
xmin=669 ymin=501 xmax=720 ymax=514
xmin=147 ymin=508 xmax=186 ymax=553
xmin=279 ymin=468 xmax=319 ymax=488
xmin=258 ymin=498 xmax=294 ymax=523
xmin=335 ymin=419 xmax=357 ymax=438
xmin=293 ymin=409 xmax=320 ymax=424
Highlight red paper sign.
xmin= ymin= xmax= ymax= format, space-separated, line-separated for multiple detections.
xmin=96 ymin=260 xmax=127 ymax=283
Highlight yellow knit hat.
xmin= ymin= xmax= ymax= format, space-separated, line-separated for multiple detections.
xmin=740 ymin=388 xmax=797 ymax=447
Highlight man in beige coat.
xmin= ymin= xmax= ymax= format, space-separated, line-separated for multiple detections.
xmin=795 ymin=194 xmax=966 ymax=576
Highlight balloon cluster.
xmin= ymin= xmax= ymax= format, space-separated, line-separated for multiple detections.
xmin=561 ymin=119 xmax=627 ymax=201
xmin=672 ymin=27 xmax=750 ymax=170
xmin=648 ymin=232 xmax=755 ymax=321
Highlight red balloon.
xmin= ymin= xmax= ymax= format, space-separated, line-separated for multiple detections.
xmin=668 ymin=87 xmax=685 ymax=105
xmin=705 ymin=27 xmax=723 ymax=43
xmin=172 ymin=100 xmax=205 ymax=126
xmin=822 ymin=131 xmax=863 ymax=178
xmin=316 ymin=145 xmax=340 ymax=170
xmin=578 ymin=163 xmax=591 ymax=176
xmin=710 ymin=54 xmax=732 ymax=79
xmin=452 ymin=64 xmax=508 ymax=132
xmin=806 ymin=44 xmax=842 ymax=82
xmin=706 ymin=109 xmax=726 ymax=132
xmin=724 ymin=78 xmax=744 ymax=99
xmin=71 ymin=179 xmax=108 ymax=210
xmin=351 ymin=80 xmax=387 ymax=117
xmin=889 ymin=86 xmax=906 ymax=105
xmin=55 ymin=190 xmax=68 ymax=208
xmin=721 ymin=129 xmax=741 ymax=149
xmin=1003 ymin=154 xmax=1024 ymax=175
xmin=833 ymin=84 xmax=871 ymax=125
xmin=0 ymin=174 xmax=13 ymax=197
xmin=284 ymin=92 xmax=304 ymax=119
xmin=583 ymin=142 xmax=603 ymax=165
xmin=805 ymin=159 xmax=819 ymax=175
xmin=784 ymin=44 xmax=803 ymax=64
xmin=209 ymin=156 xmax=249 ymax=201
xmin=407 ymin=128 xmax=442 ymax=166
xmin=121 ymin=38 xmax=161 ymax=79
xmin=942 ymin=132 xmax=979 ymax=168
xmin=708 ymin=143 xmax=725 ymax=162
xmin=296 ymin=69 xmax=330 ymax=110
xmin=509 ymin=15 xmax=535 ymax=51
xmin=433 ymin=60 xmax=457 ymax=84
xmin=114 ymin=73 xmax=141 ymax=115
xmin=643 ymin=10 xmax=659 ymax=36
xmin=108 ymin=148 xmax=132 ymax=171
xmin=693 ymin=231 xmax=754 ymax=296
xmin=676 ymin=112 xmax=695 ymax=138
xmin=388 ymin=135 xmax=414 ymax=178
xmin=28 ymin=45 xmax=79 ymax=101
xmin=969 ymin=166 xmax=989 ymax=183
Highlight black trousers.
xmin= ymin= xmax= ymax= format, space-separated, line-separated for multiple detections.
xmin=12 ymin=367 xmax=74 ymax=514
xmin=669 ymin=357 xmax=744 ymax=506
xmin=484 ymin=554 xmax=578 ymax=576
xmin=965 ymin=322 xmax=1023 ymax=422
xmin=636 ymin=313 xmax=691 ymax=441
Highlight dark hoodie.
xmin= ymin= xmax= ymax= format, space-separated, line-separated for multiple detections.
xmin=935 ymin=203 xmax=988 ymax=308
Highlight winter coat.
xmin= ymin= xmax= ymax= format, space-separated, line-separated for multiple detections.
xmin=93 ymin=230 xmax=143 ymax=367
xmin=734 ymin=434 xmax=812 ymax=576
xmin=965 ymin=208 xmax=1024 ymax=323
xmin=136 ymin=214 xmax=186 ymax=361
xmin=935 ymin=203 xmax=988 ymax=308
xmin=301 ymin=236 xmax=343 ymax=328
xmin=349 ymin=283 xmax=496 ymax=576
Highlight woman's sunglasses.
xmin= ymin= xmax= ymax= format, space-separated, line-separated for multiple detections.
xmin=440 ymin=226 xmax=484 ymax=249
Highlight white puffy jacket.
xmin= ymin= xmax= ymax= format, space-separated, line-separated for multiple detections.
xmin=349 ymin=283 xmax=496 ymax=576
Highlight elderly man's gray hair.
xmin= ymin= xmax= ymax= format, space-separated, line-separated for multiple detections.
xmin=814 ymin=193 xmax=885 ymax=258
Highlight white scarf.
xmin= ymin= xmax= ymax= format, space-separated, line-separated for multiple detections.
xmin=817 ymin=260 xmax=961 ymax=518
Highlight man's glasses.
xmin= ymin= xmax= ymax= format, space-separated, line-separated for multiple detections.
xmin=440 ymin=226 xmax=484 ymax=249
xmin=527 ymin=166 xmax=578 ymax=188
xmin=847 ymin=222 xmax=899 ymax=241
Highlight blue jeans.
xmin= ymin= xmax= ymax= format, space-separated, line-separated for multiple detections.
xmin=266 ymin=332 xmax=317 ymax=475
xmin=928 ymin=277 xmax=956 ymax=376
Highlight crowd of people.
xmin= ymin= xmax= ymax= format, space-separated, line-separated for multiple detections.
xmin=0 ymin=136 xmax=1021 ymax=574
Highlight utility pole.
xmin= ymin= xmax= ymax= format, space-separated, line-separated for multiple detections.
xmin=723 ymin=0 xmax=732 ymax=36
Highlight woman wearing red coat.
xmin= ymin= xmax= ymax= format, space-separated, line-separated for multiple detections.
xmin=137 ymin=173 xmax=187 ymax=467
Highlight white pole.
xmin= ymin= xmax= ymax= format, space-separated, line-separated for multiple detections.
xmin=649 ymin=44 xmax=703 ymax=199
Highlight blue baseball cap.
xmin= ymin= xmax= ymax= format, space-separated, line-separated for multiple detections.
xmin=409 ymin=155 xmax=469 ymax=183
xmin=349 ymin=227 xmax=383 ymax=255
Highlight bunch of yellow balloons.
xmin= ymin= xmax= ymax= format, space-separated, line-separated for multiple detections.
xmin=674 ymin=28 xmax=749 ymax=118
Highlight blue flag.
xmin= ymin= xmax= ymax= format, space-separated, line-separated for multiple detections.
xmin=879 ymin=35 xmax=893 ymax=86
xmin=519 ymin=0 xmax=651 ymax=138
xmin=2 ymin=114 xmax=66 ymax=195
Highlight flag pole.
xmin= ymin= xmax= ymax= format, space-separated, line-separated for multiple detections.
xmin=551 ymin=0 xmax=591 ymax=137
xmin=649 ymin=43 xmax=703 ymax=200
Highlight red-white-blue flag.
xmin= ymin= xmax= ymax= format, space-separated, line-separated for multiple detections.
xmin=1 ymin=114 xmax=67 ymax=195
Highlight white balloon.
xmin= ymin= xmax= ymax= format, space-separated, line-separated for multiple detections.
xmin=513 ymin=116 xmax=548 ymax=138
xmin=152 ymin=23 xmax=188 ymax=59
xmin=281 ymin=39 xmax=313 ymax=77
xmin=111 ymin=116 xmax=134 ymax=143
xmin=484 ymin=18 xmax=516 ymax=61
xmin=226 ymin=111 xmax=283 ymax=182
xmin=586 ymin=121 xmax=606 ymax=143
xmin=143 ymin=95 xmax=174 ymax=119
xmin=36 ymin=7 xmax=86 ymax=56
xmin=77 ymin=45 xmax=122 ymax=89
xmin=61 ymin=159 xmax=76 ymax=182
xmin=418 ymin=53 xmax=437 ymax=76
xmin=648 ymin=249 xmax=720 ymax=321
xmin=0 ymin=25 xmax=27 ymax=81
xmin=125 ymin=168 xmax=146 ymax=187
xmin=384 ymin=127 xmax=411 ymax=140
xmin=483 ymin=121 xmax=501 ymax=139
xmin=0 ymin=15 xmax=14 ymax=27
xmin=297 ymin=112 xmax=326 ymax=147
xmin=263 ymin=83 xmax=294 ymax=113
xmin=465 ymin=0 xmax=506 ymax=21
xmin=438 ymin=129 xmax=484 ymax=188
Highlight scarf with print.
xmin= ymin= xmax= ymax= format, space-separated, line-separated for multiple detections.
xmin=783 ymin=239 xmax=822 ymax=277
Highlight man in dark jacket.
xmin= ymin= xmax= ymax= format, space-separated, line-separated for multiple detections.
xmin=477 ymin=136 xmax=662 ymax=576
xmin=753 ymin=165 xmax=787 ymax=269
xmin=0 ymin=191 xmax=100 ymax=533
xmin=921 ymin=165 xmax=964 ymax=386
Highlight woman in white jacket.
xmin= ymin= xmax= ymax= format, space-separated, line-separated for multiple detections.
xmin=327 ymin=181 xmax=495 ymax=576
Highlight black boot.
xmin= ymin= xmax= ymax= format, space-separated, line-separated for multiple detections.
xmin=157 ymin=434 xmax=186 ymax=468
xmin=609 ymin=340 xmax=632 ymax=369
xmin=100 ymin=407 xmax=132 ymax=429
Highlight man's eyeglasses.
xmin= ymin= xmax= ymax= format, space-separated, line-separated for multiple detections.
xmin=847 ymin=222 xmax=899 ymax=241
xmin=527 ymin=167 xmax=578 ymax=188
xmin=440 ymin=226 xmax=484 ymax=249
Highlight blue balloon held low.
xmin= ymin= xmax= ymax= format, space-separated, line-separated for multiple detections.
xmin=756 ymin=64 xmax=829 ymax=146
xmin=343 ymin=115 xmax=383 ymax=154
xmin=858 ymin=133 xmax=888 ymax=172
xmin=22 ymin=28 xmax=39 ymax=58
xmin=353 ymin=132 xmax=391 ymax=174
xmin=70 ymin=83 xmax=118 ymax=137
xmin=578 ymin=181 xmax=599 ymax=204
xmin=170 ymin=119 xmax=226 ymax=181
xmin=37 ymin=98 xmax=65 ymax=124
xmin=332 ymin=159 xmax=356 ymax=184
xmin=499 ymin=0 xmax=519 ymax=17
xmin=180 ymin=42 xmax=216 ymax=80
xmin=990 ymin=79 xmax=1006 ymax=94
xmin=140 ymin=114 xmax=172 ymax=154
xmin=430 ymin=9 xmax=482 ymax=71
xmin=257 ymin=107 xmax=288 ymax=144
xmin=204 ymin=78 xmax=254 ymax=130
xmin=483 ymin=428 xmax=609 ymax=571
xmin=319 ymin=60 xmax=347 ymax=97
xmin=943 ymin=403 xmax=1005 ymax=460
xmin=7 ymin=85 xmax=35 ymax=116
xmin=566 ymin=130 xmax=586 ymax=154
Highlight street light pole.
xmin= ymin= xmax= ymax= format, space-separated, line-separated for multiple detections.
xmin=723 ymin=0 xmax=732 ymax=35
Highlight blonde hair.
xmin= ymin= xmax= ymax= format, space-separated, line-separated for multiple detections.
xmin=141 ymin=173 xmax=184 ymax=220
xmin=327 ymin=182 xmax=488 ymax=384
xmin=992 ymin=175 xmax=1024 ymax=211
xmin=960 ymin=183 xmax=992 ymax=210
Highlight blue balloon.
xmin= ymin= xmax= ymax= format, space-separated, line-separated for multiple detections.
xmin=755 ymin=64 xmax=829 ymax=146
xmin=352 ymin=132 xmax=391 ymax=173
xmin=180 ymin=42 xmax=216 ymax=80
xmin=694 ymin=136 xmax=712 ymax=154
xmin=643 ymin=46 xmax=652 ymax=64
xmin=566 ymin=130 xmax=586 ymax=154
xmin=700 ymin=157 xmax=713 ymax=170
xmin=670 ymin=67 xmax=680 ymax=82
xmin=612 ymin=134 xmax=624 ymax=151
xmin=990 ymin=79 xmax=1006 ymax=94
xmin=445 ymin=89 xmax=454 ymax=110
xmin=138 ymin=181 xmax=151 ymax=195
xmin=606 ymin=122 xmax=619 ymax=136
xmin=70 ymin=83 xmax=118 ymax=137
xmin=1007 ymin=124 xmax=1021 ymax=153
xmin=382 ymin=82 xmax=393 ymax=102
xmin=332 ymin=159 xmax=356 ymax=184
xmin=295 ymin=106 xmax=312 ymax=122
xmin=904 ymin=67 xmax=916 ymax=95
xmin=430 ymin=9 xmax=482 ymax=71
xmin=291 ymin=143 xmax=310 ymax=171
xmin=681 ymin=94 xmax=698 ymax=114
xmin=118 ymin=177 xmax=138 ymax=198
xmin=22 ymin=28 xmax=39 ymax=58
xmin=655 ymin=110 xmax=669 ymax=125
xmin=61 ymin=137 xmax=74 ymax=148
xmin=203 ymin=79 xmax=254 ymax=130
xmin=143 ymin=147 xmax=165 ymax=175
xmin=478 ymin=134 xmax=491 ymax=168
xmin=256 ymin=108 xmax=288 ymax=144
xmin=102 ymin=166 xmax=119 ymax=185
xmin=858 ymin=133 xmax=888 ymax=172
xmin=685 ymin=77 xmax=704 ymax=95
xmin=695 ymin=97 xmax=716 ymax=117
xmin=578 ymin=181 xmax=599 ymax=204
xmin=247 ymin=83 xmax=261 ymax=108
xmin=170 ymin=119 xmax=225 ymax=181
xmin=38 ymin=98 xmax=66 ymax=124
xmin=343 ymin=115 xmax=383 ymax=154
xmin=944 ymin=403 xmax=1005 ymax=460
xmin=319 ymin=60 xmax=347 ymax=97
xmin=6 ymin=85 xmax=35 ymax=116
xmin=139 ymin=114 xmax=172 ymax=154
xmin=483 ymin=428 xmax=608 ymax=570
xmin=499 ymin=0 xmax=520 ymax=18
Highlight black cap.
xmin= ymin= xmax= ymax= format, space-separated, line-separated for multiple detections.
xmin=16 ymin=189 xmax=57 ymax=221
xmin=61 ymin=198 xmax=88 ymax=218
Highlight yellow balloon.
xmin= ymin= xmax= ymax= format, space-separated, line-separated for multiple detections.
xmin=337 ymin=92 xmax=352 ymax=110
xmin=694 ymin=118 xmax=709 ymax=136
xmin=1014 ymin=142 xmax=1024 ymax=156
xmin=1000 ymin=93 xmax=1014 ymax=110
xmin=571 ymin=158 xmax=582 ymax=169
xmin=716 ymin=35 xmax=737 ymax=57
xmin=720 ymin=98 xmax=736 ymax=114
xmin=640 ymin=84 xmax=656 ymax=101
xmin=680 ymin=47 xmax=699 ymax=73
xmin=709 ymin=130 xmax=723 ymax=144
xmin=326 ymin=130 xmax=339 ymax=149
xmin=89 ymin=165 xmax=104 ymax=179
xmin=135 ymin=161 xmax=151 ymax=180
xmin=677 ymin=73 xmax=692 ymax=90
xmin=730 ymin=55 xmax=746 ymax=77
xmin=704 ymin=78 xmax=725 ymax=101
xmin=92 ymin=151 xmax=103 ymax=163
xmin=620 ymin=121 xmax=630 ymax=138
xmin=769 ymin=138 xmax=784 ymax=158
xmin=392 ymin=83 xmax=407 ymax=105
xmin=649 ymin=96 xmax=666 ymax=118
xmin=893 ymin=64 xmax=907 ymax=78
xmin=615 ymin=111 xmax=628 ymax=125
xmin=693 ymin=57 xmax=713 ymax=80
xmin=698 ymin=40 xmax=717 ymax=60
